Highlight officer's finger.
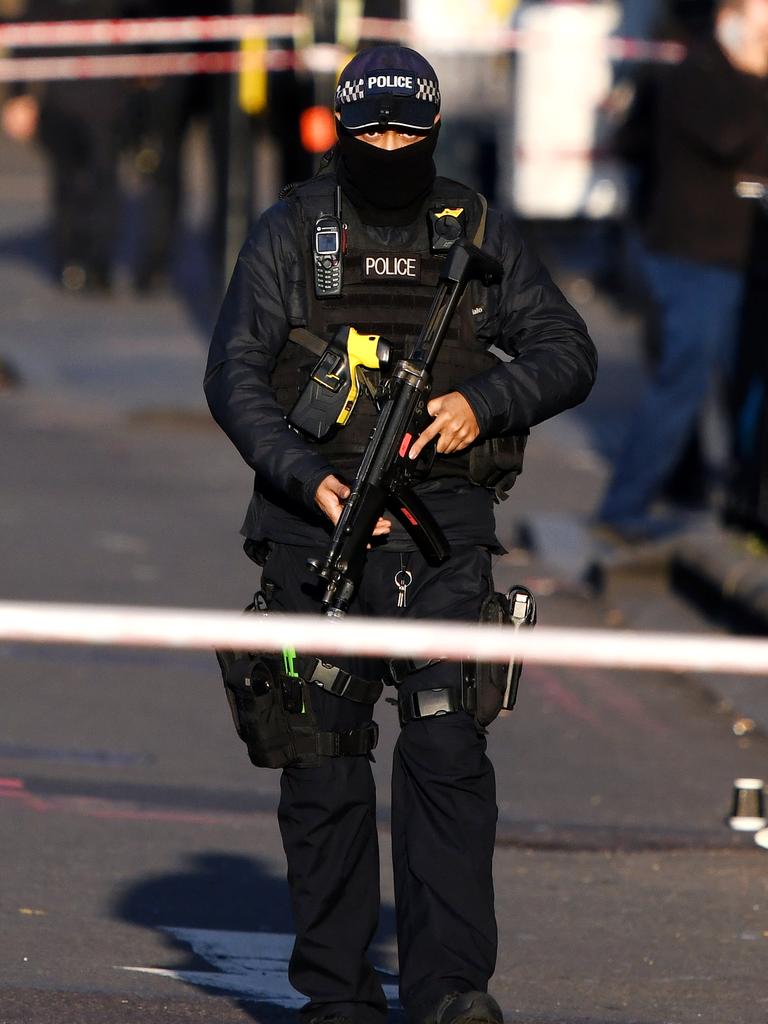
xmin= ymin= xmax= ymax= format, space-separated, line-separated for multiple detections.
xmin=435 ymin=423 xmax=470 ymax=453
xmin=434 ymin=424 xmax=460 ymax=452
xmin=315 ymin=476 xmax=351 ymax=524
xmin=319 ymin=497 xmax=344 ymax=525
xmin=315 ymin=488 xmax=349 ymax=524
xmin=327 ymin=477 xmax=351 ymax=499
xmin=408 ymin=414 xmax=447 ymax=460
xmin=426 ymin=395 xmax=445 ymax=418
xmin=439 ymin=429 xmax=473 ymax=455
xmin=371 ymin=517 xmax=392 ymax=536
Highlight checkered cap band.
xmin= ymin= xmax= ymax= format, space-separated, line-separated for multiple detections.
xmin=415 ymin=78 xmax=440 ymax=104
xmin=336 ymin=78 xmax=365 ymax=105
xmin=336 ymin=76 xmax=440 ymax=108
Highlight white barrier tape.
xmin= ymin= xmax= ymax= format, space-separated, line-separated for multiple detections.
xmin=0 ymin=14 xmax=306 ymax=48
xmin=1 ymin=601 xmax=767 ymax=677
xmin=0 ymin=48 xmax=303 ymax=83
xmin=0 ymin=15 xmax=684 ymax=65
xmin=0 ymin=42 xmax=686 ymax=85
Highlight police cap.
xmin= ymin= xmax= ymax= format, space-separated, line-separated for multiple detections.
xmin=335 ymin=45 xmax=441 ymax=134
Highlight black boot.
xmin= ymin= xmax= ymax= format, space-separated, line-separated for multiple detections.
xmin=424 ymin=991 xmax=503 ymax=1024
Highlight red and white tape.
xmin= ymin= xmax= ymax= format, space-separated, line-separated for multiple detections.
xmin=0 ymin=48 xmax=304 ymax=83
xmin=0 ymin=15 xmax=685 ymax=85
xmin=0 ymin=601 xmax=767 ymax=677
xmin=0 ymin=14 xmax=305 ymax=49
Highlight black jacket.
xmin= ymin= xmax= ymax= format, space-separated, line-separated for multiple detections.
xmin=645 ymin=39 xmax=768 ymax=269
xmin=204 ymin=181 xmax=597 ymax=521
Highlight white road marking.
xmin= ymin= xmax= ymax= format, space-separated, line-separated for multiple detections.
xmin=117 ymin=927 xmax=400 ymax=1006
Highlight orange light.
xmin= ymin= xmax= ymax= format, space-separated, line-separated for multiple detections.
xmin=300 ymin=106 xmax=336 ymax=154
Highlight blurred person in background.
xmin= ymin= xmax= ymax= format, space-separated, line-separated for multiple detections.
xmin=596 ymin=0 xmax=768 ymax=541
xmin=1 ymin=0 xmax=131 ymax=292
xmin=611 ymin=0 xmax=716 ymax=508
xmin=406 ymin=0 xmax=518 ymax=203
xmin=124 ymin=0 xmax=228 ymax=294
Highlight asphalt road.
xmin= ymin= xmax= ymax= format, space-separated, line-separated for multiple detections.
xmin=2 ymin=132 xmax=768 ymax=1024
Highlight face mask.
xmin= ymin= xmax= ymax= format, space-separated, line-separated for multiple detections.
xmin=336 ymin=122 xmax=441 ymax=225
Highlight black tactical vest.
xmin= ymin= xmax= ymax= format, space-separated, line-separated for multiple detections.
xmin=271 ymin=171 xmax=498 ymax=479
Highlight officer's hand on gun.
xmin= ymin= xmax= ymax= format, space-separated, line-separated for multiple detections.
xmin=408 ymin=391 xmax=480 ymax=461
xmin=315 ymin=475 xmax=392 ymax=536
xmin=314 ymin=391 xmax=480 ymax=537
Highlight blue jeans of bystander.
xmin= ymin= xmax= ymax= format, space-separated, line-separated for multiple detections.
xmin=598 ymin=250 xmax=745 ymax=532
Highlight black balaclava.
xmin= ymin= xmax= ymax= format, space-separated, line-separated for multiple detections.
xmin=336 ymin=121 xmax=441 ymax=227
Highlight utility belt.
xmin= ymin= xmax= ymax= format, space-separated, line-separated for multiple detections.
xmin=215 ymin=586 xmax=536 ymax=768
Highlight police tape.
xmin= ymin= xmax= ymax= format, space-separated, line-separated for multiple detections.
xmin=1 ymin=600 xmax=768 ymax=677
xmin=0 ymin=41 xmax=685 ymax=85
xmin=0 ymin=48 xmax=306 ymax=83
xmin=0 ymin=14 xmax=304 ymax=48
xmin=0 ymin=14 xmax=685 ymax=75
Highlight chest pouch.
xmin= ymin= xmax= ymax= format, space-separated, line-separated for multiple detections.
xmin=469 ymin=433 xmax=529 ymax=501
xmin=288 ymin=326 xmax=394 ymax=441
xmin=215 ymin=592 xmax=382 ymax=768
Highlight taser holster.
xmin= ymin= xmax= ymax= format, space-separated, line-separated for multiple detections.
xmin=288 ymin=326 xmax=393 ymax=441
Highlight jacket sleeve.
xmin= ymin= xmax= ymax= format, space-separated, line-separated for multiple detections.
xmin=203 ymin=203 xmax=335 ymax=512
xmin=455 ymin=213 xmax=597 ymax=436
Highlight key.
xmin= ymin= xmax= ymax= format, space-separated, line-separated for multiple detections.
xmin=394 ymin=569 xmax=413 ymax=609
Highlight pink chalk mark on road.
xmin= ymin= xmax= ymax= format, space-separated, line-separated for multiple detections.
xmin=523 ymin=665 xmax=672 ymax=742
xmin=0 ymin=776 xmax=254 ymax=828
xmin=576 ymin=668 xmax=673 ymax=740
xmin=526 ymin=666 xmax=616 ymax=739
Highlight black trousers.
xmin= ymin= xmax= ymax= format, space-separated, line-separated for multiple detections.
xmin=262 ymin=543 xmax=499 ymax=1024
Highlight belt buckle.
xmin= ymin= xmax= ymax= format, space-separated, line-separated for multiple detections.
xmin=311 ymin=660 xmax=351 ymax=697
xmin=414 ymin=688 xmax=452 ymax=718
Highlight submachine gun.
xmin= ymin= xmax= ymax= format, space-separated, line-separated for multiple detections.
xmin=307 ymin=240 xmax=503 ymax=618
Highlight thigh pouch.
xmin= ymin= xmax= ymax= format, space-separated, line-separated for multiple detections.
xmin=216 ymin=595 xmax=383 ymax=769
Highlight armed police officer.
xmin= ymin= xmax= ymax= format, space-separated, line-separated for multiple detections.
xmin=205 ymin=45 xmax=596 ymax=1024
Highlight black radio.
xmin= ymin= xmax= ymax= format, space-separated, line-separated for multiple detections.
xmin=314 ymin=214 xmax=343 ymax=297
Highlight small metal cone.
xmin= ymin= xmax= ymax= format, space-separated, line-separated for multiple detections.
xmin=730 ymin=785 xmax=765 ymax=827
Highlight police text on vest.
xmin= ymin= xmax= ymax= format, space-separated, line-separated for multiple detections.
xmin=363 ymin=255 xmax=420 ymax=280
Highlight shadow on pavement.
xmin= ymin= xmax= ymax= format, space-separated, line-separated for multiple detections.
xmin=113 ymin=851 xmax=399 ymax=1023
